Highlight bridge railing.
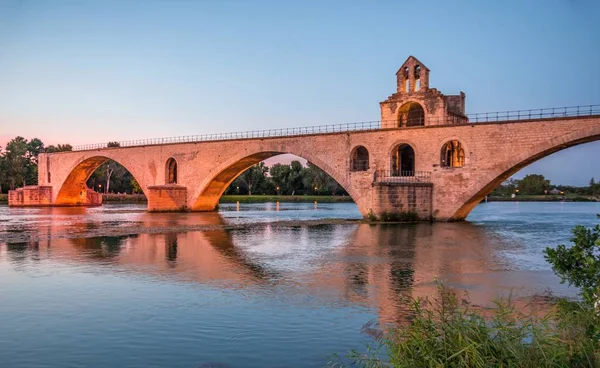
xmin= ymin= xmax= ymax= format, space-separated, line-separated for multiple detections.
xmin=468 ymin=104 xmax=600 ymax=123
xmin=373 ymin=170 xmax=432 ymax=184
xmin=68 ymin=104 xmax=600 ymax=152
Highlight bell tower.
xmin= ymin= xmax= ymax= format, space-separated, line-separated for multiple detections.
xmin=396 ymin=55 xmax=430 ymax=94
xmin=381 ymin=55 xmax=467 ymax=127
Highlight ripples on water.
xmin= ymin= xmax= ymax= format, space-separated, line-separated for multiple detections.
xmin=0 ymin=201 xmax=598 ymax=367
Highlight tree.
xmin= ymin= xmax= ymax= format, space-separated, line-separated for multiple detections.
xmin=270 ymin=163 xmax=292 ymax=194
xmin=131 ymin=178 xmax=143 ymax=194
xmin=45 ymin=144 xmax=73 ymax=153
xmin=517 ymin=174 xmax=550 ymax=195
xmin=545 ymin=215 xmax=600 ymax=306
xmin=4 ymin=137 xmax=30 ymax=189
xmin=302 ymin=162 xmax=344 ymax=195
xmin=107 ymin=141 xmax=121 ymax=147
xmin=237 ymin=162 xmax=269 ymax=195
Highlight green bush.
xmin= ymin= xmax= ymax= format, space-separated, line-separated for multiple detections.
xmin=329 ymin=284 xmax=600 ymax=368
xmin=545 ymin=214 xmax=600 ymax=305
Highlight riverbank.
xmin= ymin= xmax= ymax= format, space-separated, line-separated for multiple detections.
xmin=487 ymin=194 xmax=598 ymax=202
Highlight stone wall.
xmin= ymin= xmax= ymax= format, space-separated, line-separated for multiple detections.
xmin=8 ymin=186 xmax=53 ymax=207
xmin=372 ymin=183 xmax=433 ymax=220
xmin=147 ymin=185 xmax=187 ymax=212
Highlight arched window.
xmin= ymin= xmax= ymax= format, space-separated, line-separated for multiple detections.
xmin=397 ymin=102 xmax=425 ymax=127
xmin=166 ymin=158 xmax=178 ymax=184
xmin=440 ymin=140 xmax=465 ymax=168
xmin=391 ymin=143 xmax=415 ymax=176
xmin=350 ymin=146 xmax=369 ymax=171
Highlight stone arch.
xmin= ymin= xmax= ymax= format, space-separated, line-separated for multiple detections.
xmin=166 ymin=157 xmax=178 ymax=184
xmin=55 ymin=155 xmax=147 ymax=206
xmin=450 ymin=126 xmax=600 ymax=220
xmin=440 ymin=140 xmax=465 ymax=168
xmin=396 ymin=101 xmax=425 ymax=127
xmin=350 ymin=145 xmax=369 ymax=172
xmin=190 ymin=150 xmax=358 ymax=213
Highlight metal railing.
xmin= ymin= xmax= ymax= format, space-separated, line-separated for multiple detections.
xmin=468 ymin=104 xmax=600 ymax=123
xmin=373 ymin=170 xmax=432 ymax=184
xmin=67 ymin=104 xmax=600 ymax=152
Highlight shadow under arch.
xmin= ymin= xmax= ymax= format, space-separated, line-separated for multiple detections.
xmin=191 ymin=151 xmax=357 ymax=212
xmin=55 ymin=156 xmax=147 ymax=206
xmin=453 ymin=127 xmax=600 ymax=220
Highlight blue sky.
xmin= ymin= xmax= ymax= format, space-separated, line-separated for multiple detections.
xmin=0 ymin=0 xmax=599 ymax=185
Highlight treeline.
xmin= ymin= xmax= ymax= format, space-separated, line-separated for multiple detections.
xmin=224 ymin=161 xmax=347 ymax=196
xmin=0 ymin=136 xmax=345 ymax=196
xmin=492 ymin=174 xmax=600 ymax=196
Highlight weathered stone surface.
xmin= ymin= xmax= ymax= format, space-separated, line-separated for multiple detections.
xmin=147 ymin=185 xmax=187 ymax=212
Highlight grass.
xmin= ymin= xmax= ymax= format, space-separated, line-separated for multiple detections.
xmin=330 ymin=283 xmax=600 ymax=368
xmin=219 ymin=195 xmax=354 ymax=203
xmin=0 ymin=193 xmax=7 ymax=203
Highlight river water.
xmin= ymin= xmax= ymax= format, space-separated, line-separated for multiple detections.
xmin=0 ymin=201 xmax=599 ymax=367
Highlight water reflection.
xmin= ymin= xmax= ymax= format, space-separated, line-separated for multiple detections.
xmin=1 ymin=215 xmax=564 ymax=325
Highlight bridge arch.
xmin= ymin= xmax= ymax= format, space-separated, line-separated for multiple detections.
xmin=451 ymin=125 xmax=600 ymax=220
xmin=54 ymin=155 xmax=148 ymax=206
xmin=190 ymin=149 xmax=357 ymax=213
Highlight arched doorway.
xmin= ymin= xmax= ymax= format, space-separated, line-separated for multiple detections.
xmin=350 ymin=146 xmax=369 ymax=171
xmin=397 ymin=102 xmax=425 ymax=127
xmin=391 ymin=144 xmax=415 ymax=176
xmin=166 ymin=158 xmax=178 ymax=184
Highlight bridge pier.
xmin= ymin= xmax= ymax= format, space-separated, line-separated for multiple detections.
xmin=371 ymin=182 xmax=433 ymax=220
xmin=147 ymin=185 xmax=188 ymax=212
xmin=9 ymin=186 xmax=102 ymax=207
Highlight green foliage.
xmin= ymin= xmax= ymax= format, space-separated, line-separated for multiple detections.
xmin=131 ymin=178 xmax=143 ymax=194
xmin=518 ymin=174 xmax=551 ymax=195
xmin=86 ymin=160 xmax=136 ymax=194
xmin=330 ymin=284 xmax=600 ymax=368
xmin=545 ymin=215 xmax=600 ymax=304
xmin=0 ymin=136 xmax=50 ymax=191
xmin=225 ymin=160 xmax=348 ymax=196
xmin=45 ymin=144 xmax=73 ymax=153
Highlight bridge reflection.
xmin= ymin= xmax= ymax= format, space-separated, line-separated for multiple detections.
xmin=1 ymin=217 xmax=529 ymax=325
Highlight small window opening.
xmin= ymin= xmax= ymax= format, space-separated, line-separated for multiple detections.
xmin=48 ymin=171 xmax=51 ymax=184
xmin=350 ymin=146 xmax=369 ymax=172
xmin=166 ymin=158 xmax=178 ymax=184
xmin=414 ymin=65 xmax=421 ymax=91
xmin=441 ymin=140 xmax=465 ymax=168
xmin=403 ymin=67 xmax=410 ymax=92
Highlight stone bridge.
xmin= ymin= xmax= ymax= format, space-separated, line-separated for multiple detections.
xmin=9 ymin=56 xmax=600 ymax=221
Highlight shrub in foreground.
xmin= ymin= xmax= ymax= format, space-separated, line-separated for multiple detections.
xmin=330 ymin=284 xmax=600 ymax=368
